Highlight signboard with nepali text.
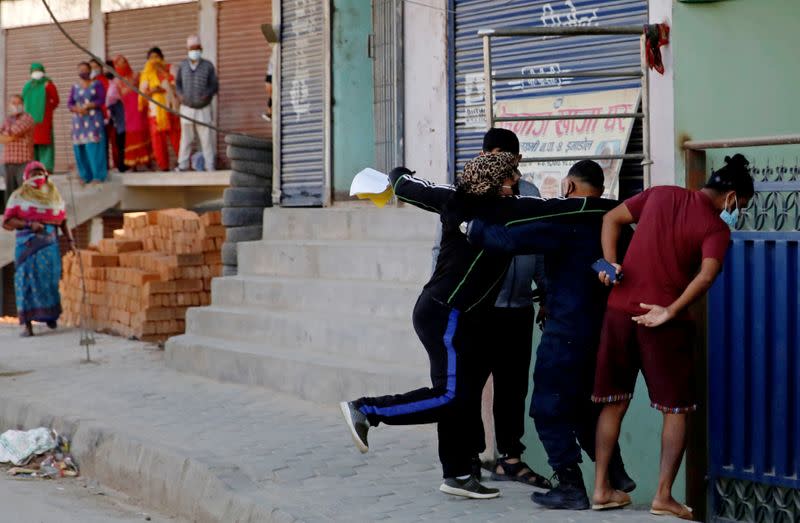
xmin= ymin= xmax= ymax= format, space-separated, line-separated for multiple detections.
xmin=496 ymin=88 xmax=640 ymax=200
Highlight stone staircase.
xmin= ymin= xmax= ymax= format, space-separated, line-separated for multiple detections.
xmin=165 ymin=207 xmax=440 ymax=402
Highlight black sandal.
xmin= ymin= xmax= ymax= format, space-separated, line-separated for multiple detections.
xmin=490 ymin=457 xmax=553 ymax=489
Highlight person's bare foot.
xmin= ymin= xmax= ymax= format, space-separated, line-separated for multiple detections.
xmin=651 ymin=496 xmax=693 ymax=520
xmin=592 ymin=488 xmax=631 ymax=510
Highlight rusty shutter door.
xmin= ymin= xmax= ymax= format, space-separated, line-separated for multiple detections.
xmin=217 ymin=0 xmax=272 ymax=169
xmin=107 ymin=3 xmax=199 ymax=81
xmin=5 ymin=20 xmax=91 ymax=174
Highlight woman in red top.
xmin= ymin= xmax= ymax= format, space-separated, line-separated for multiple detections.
xmin=112 ymin=55 xmax=151 ymax=170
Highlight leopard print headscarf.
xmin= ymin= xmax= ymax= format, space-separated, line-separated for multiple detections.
xmin=456 ymin=152 xmax=517 ymax=196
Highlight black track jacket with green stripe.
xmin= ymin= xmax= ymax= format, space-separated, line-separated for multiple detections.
xmin=390 ymin=168 xmax=618 ymax=313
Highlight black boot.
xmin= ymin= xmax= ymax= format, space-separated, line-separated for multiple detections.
xmin=531 ymin=465 xmax=590 ymax=510
xmin=608 ymin=453 xmax=636 ymax=493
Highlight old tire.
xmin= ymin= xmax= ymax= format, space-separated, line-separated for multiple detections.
xmin=230 ymin=160 xmax=270 ymax=177
xmin=226 ymin=145 xmax=271 ymax=163
xmin=224 ymin=134 xmax=271 ymax=150
xmin=221 ymin=242 xmax=238 ymax=266
xmin=222 ymin=206 xmax=264 ymax=227
xmin=223 ymin=187 xmax=271 ymax=208
xmin=222 ymin=264 xmax=238 ymax=277
xmin=225 ymin=225 xmax=263 ymax=243
xmin=229 ymin=171 xmax=271 ymax=188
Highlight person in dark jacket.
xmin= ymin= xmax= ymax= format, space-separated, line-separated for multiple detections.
xmin=432 ymin=128 xmax=550 ymax=488
xmin=175 ymin=35 xmax=219 ymax=171
xmin=464 ymin=160 xmax=635 ymax=510
xmin=340 ymin=152 xmax=618 ymax=500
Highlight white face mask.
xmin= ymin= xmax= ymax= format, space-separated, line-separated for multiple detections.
xmin=31 ymin=71 xmax=45 ymax=80
xmin=188 ymin=49 xmax=202 ymax=61
xmin=8 ymin=105 xmax=23 ymax=116
xmin=90 ymin=70 xmax=100 ymax=79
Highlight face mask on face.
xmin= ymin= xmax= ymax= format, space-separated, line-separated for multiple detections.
xmin=90 ymin=70 xmax=100 ymax=79
xmin=720 ymin=193 xmax=740 ymax=228
xmin=79 ymin=71 xmax=91 ymax=81
xmin=188 ymin=50 xmax=202 ymax=61
xmin=8 ymin=105 xmax=23 ymax=116
xmin=31 ymin=71 xmax=45 ymax=80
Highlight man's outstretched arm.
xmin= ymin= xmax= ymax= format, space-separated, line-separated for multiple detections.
xmin=388 ymin=167 xmax=454 ymax=214
xmin=466 ymin=220 xmax=564 ymax=255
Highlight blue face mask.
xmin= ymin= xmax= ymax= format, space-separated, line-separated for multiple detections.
xmin=720 ymin=194 xmax=739 ymax=228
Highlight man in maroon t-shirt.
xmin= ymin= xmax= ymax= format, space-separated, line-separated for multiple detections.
xmin=589 ymin=154 xmax=754 ymax=519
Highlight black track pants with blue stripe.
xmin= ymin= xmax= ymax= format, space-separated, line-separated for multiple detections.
xmin=354 ymin=290 xmax=483 ymax=478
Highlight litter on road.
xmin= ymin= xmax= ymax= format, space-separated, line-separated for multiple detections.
xmin=0 ymin=427 xmax=79 ymax=479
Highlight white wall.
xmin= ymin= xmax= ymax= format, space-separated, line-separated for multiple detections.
xmin=403 ymin=0 xmax=449 ymax=185
xmin=648 ymin=0 xmax=676 ymax=186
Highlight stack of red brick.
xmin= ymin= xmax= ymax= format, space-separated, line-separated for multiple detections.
xmin=60 ymin=209 xmax=224 ymax=342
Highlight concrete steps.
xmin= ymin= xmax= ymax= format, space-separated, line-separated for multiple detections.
xmin=211 ymin=275 xmax=420 ymax=318
xmin=237 ymin=240 xmax=433 ymax=281
xmin=167 ymin=333 xmax=428 ymax=400
xmin=166 ymin=206 xmax=439 ymax=402
xmin=185 ymin=305 xmax=427 ymax=366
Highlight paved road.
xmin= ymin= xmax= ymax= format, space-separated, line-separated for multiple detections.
xmin=0 ymin=324 xmax=670 ymax=522
xmin=0 ymin=473 xmax=183 ymax=523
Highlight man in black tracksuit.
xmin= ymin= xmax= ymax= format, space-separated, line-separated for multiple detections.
xmin=464 ymin=161 xmax=635 ymax=509
xmin=340 ymin=153 xmax=619 ymax=499
xmin=431 ymin=129 xmax=550 ymax=488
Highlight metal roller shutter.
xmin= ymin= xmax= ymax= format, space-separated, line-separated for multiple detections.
xmin=5 ymin=20 xmax=91 ymax=174
xmin=452 ymin=0 xmax=647 ymax=196
xmin=279 ymin=0 xmax=328 ymax=207
xmin=217 ymin=0 xmax=272 ymax=169
xmin=107 ymin=3 xmax=199 ymax=74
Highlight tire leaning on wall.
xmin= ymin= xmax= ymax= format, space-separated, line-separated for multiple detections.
xmin=224 ymin=134 xmax=271 ymax=150
xmin=230 ymin=171 xmax=270 ymax=188
xmin=221 ymin=135 xmax=273 ymax=276
xmin=226 ymin=145 xmax=271 ymax=163
xmin=222 ymin=207 xmax=265 ymax=227
xmin=221 ymin=241 xmax=238 ymax=266
xmin=225 ymin=225 xmax=263 ymax=243
xmin=223 ymin=187 xmax=271 ymax=208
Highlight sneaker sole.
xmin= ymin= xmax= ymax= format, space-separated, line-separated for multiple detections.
xmin=339 ymin=401 xmax=368 ymax=453
xmin=439 ymin=483 xmax=500 ymax=500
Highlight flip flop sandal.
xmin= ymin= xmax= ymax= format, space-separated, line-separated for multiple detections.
xmin=592 ymin=500 xmax=631 ymax=510
xmin=651 ymin=504 xmax=693 ymax=520
xmin=592 ymin=492 xmax=632 ymax=511
xmin=490 ymin=459 xmax=552 ymax=489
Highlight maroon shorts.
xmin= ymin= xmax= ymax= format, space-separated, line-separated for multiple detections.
xmin=592 ymin=308 xmax=697 ymax=413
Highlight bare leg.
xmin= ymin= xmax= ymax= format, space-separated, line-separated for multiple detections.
xmin=592 ymin=401 xmax=631 ymax=506
xmin=651 ymin=413 xmax=692 ymax=517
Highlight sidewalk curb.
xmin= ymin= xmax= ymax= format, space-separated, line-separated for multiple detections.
xmin=0 ymin=396 xmax=305 ymax=523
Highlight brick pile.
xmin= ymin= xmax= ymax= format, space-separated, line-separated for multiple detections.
xmin=60 ymin=209 xmax=224 ymax=342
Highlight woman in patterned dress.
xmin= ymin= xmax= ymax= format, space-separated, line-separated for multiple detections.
xmin=2 ymin=162 xmax=72 ymax=337
xmin=68 ymin=62 xmax=108 ymax=184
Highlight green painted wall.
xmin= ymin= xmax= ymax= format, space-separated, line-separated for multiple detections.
xmin=332 ymin=0 xmax=375 ymax=200
xmin=520 ymin=328 xmax=681 ymax=507
xmin=673 ymin=0 xmax=800 ymax=177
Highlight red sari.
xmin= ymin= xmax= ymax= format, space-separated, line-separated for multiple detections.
xmin=114 ymin=56 xmax=151 ymax=168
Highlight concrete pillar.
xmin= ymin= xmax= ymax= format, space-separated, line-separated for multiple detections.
xmin=199 ymin=0 xmax=218 ymax=168
xmin=648 ymin=0 xmax=675 ymax=186
xmin=89 ymin=0 xmax=105 ymax=58
xmin=89 ymin=217 xmax=104 ymax=245
xmin=403 ymin=0 xmax=448 ymax=185
xmin=1 ymin=9 xmax=7 ymax=158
